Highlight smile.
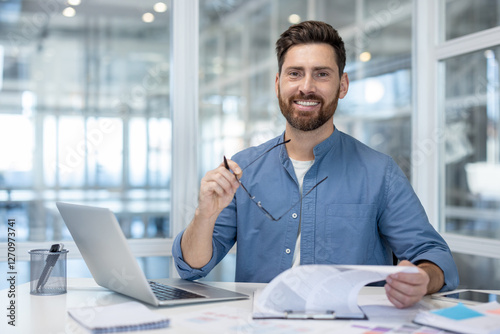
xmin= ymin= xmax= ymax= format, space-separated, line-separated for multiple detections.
xmin=294 ymin=101 xmax=320 ymax=106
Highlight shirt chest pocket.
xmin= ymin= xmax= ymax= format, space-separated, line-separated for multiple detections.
xmin=324 ymin=204 xmax=377 ymax=255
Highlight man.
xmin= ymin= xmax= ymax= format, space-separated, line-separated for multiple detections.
xmin=173 ymin=21 xmax=459 ymax=308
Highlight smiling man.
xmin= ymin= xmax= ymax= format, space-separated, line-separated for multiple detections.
xmin=172 ymin=21 xmax=459 ymax=309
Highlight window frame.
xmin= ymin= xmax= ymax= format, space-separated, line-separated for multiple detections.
xmin=413 ymin=0 xmax=500 ymax=259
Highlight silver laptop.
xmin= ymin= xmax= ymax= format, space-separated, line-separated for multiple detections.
xmin=56 ymin=202 xmax=248 ymax=306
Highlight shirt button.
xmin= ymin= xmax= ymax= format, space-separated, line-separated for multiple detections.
xmin=285 ymin=248 xmax=291 ymax=254
xmin=292 ymin=213 xmax=298 ymax=219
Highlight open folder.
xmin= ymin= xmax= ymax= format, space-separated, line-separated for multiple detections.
xmin=252 ymin=265 xmax=419 ymax=320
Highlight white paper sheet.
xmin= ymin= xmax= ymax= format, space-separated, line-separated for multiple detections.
xmin=253 ymin=265 xmax=418 ymax=319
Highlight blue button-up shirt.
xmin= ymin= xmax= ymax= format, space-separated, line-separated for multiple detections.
xmin=173 ymin=129 xmax=459 ymax=291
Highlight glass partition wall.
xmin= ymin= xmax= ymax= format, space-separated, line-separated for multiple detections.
xmin=440 ymin=0 xmax=500 ymax=241
xmin=436 ymin=0 xmax=500 ymax=289
xmin=0 ymin=0 xmax=172 ymax=279
xmin=443 ymin=48 xmax=500 ymax=239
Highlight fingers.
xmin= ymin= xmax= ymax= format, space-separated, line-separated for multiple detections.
xmin=222 ymin=158 xmax=243 ymax=179
xmin=197 ymin=159 xmax=243 ymax=216
xmin=202 ymin=166 xmax=239 ymax=196
xmin=385 ymin=261 xmax=430 ymax=308
xmin=384 ymin=284 xmax=406 ymax=308
xmin=385 ymin=275 xmax=427 ymax=308
xmin=389 ymin=271 xmax=428 ymax=286
xmin=397 ymin=260 xmax=413 ymax=267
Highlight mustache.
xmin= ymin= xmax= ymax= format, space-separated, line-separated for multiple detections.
xmin=290 ymin=93 xmax=323 ymax=101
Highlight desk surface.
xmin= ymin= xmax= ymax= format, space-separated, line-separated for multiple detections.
xmin=0 ymin=278 xmax=464 ymax=334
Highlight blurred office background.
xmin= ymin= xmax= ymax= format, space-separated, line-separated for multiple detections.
xmin=0 ymin=0 xmax=499 ymax=290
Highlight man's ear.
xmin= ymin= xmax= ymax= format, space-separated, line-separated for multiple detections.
xmin=339 ymin=72 xmax=349 ymax=99
xmin=275 ymin=72 xmax=280 ymax=98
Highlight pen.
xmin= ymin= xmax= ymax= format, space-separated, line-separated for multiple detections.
xmin=36 ymin=243 xmax=64 ymax=292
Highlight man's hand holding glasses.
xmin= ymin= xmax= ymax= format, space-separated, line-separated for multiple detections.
xmin=196 ymin=157 xmax=243 ymax=222
xmin=181 ymin=157 xmax=243 ymax=269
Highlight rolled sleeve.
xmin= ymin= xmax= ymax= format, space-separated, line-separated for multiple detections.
xmin=413 ymin=252 xmax=459 ymax=292
xmin=172 ymin=229 xmax=220 ymax=280
xmin=436 ymin=257 xmax=460 ymax=292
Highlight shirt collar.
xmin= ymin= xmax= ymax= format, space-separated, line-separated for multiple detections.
xmin=278 ymin=127 xmax=339 ymax=163
xmin=313 ymin=127 xmax=339 ymax=157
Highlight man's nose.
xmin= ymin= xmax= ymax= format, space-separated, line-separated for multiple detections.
xmin=299 ymin=74 xmax=316 ymax=95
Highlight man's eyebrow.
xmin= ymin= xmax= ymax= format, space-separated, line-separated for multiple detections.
xmin=284 ymin=66 xmax=304 ymax=71
xmin=283 ymin=66 xmax=336 ymax=72
xmin=313 ymin=66 xmax=335 ymax=72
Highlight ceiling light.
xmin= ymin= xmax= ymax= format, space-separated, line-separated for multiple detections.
xmin=288 ymin=14 xmax=301 ymax=24
xmin=67 ymin=0 xmax=81 ymax=6
xmin=62 ymin=7 xmax=76 ymax=17
xmin=154 ymin=2 xmax=168 ymax=13
xmin=142 ymin=12 xmax=155 ymax=23
xmin=359 ymin=51 xmax=371 ymax=62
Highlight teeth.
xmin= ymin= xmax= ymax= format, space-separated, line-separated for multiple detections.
xmin=296 ymin=101 xmax=319 ymax=106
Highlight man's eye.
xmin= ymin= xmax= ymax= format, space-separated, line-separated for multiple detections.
xmin=289 ymin=72 xmax=299 ymax=77
xmin=318 ymin=72 xmax=328 ymax=77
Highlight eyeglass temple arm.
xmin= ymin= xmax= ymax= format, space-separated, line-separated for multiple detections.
xmin=223 ymin=139 xmax=290 ymax=174
xmin=241 ymin=139 xmax=291 ymax=171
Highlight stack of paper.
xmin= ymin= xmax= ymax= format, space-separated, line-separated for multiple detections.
xmin=252 ymin=264 xmax=419 ymax=320
xmin=413 ymin=302 xmax=500 ymax=334
xmin=68 ymin=301 xmax=170 ymax=333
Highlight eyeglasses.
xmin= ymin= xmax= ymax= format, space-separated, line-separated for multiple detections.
xmin=224 ymin=139 xmax=328 ymax=221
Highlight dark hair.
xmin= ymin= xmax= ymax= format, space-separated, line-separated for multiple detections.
xmin=275 ymin=21 xmax=346 ymax=77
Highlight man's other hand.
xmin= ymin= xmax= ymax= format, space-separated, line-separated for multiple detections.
xmin=384 ymin=260 xmax=430 ymax=308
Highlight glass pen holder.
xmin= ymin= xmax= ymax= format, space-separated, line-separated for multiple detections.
xmin=29 ymin=248 xmax=69 ymax=296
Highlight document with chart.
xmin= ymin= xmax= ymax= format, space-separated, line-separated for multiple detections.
xmin=413 ymin=301 xmax=500 ymax=334
xmin=252 ymin=264 xmax=419 ymax=320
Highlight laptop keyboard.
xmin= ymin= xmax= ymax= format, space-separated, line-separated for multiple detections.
xmin=148 ymin=281 xmax=206 ymax=301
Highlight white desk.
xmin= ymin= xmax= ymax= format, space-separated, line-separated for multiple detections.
xmin=1 ymin=278 xmax=456 ymax=334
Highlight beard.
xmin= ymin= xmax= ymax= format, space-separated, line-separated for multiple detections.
xmin=278 ymin=86 xmax=340 ymax=132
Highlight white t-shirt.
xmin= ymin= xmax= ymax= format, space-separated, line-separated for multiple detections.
xmin=289 ymin=158 xmax=314 ymax=267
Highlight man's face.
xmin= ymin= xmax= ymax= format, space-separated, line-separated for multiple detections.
xmin=275 ymin=43 xmax=348 ymax=132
